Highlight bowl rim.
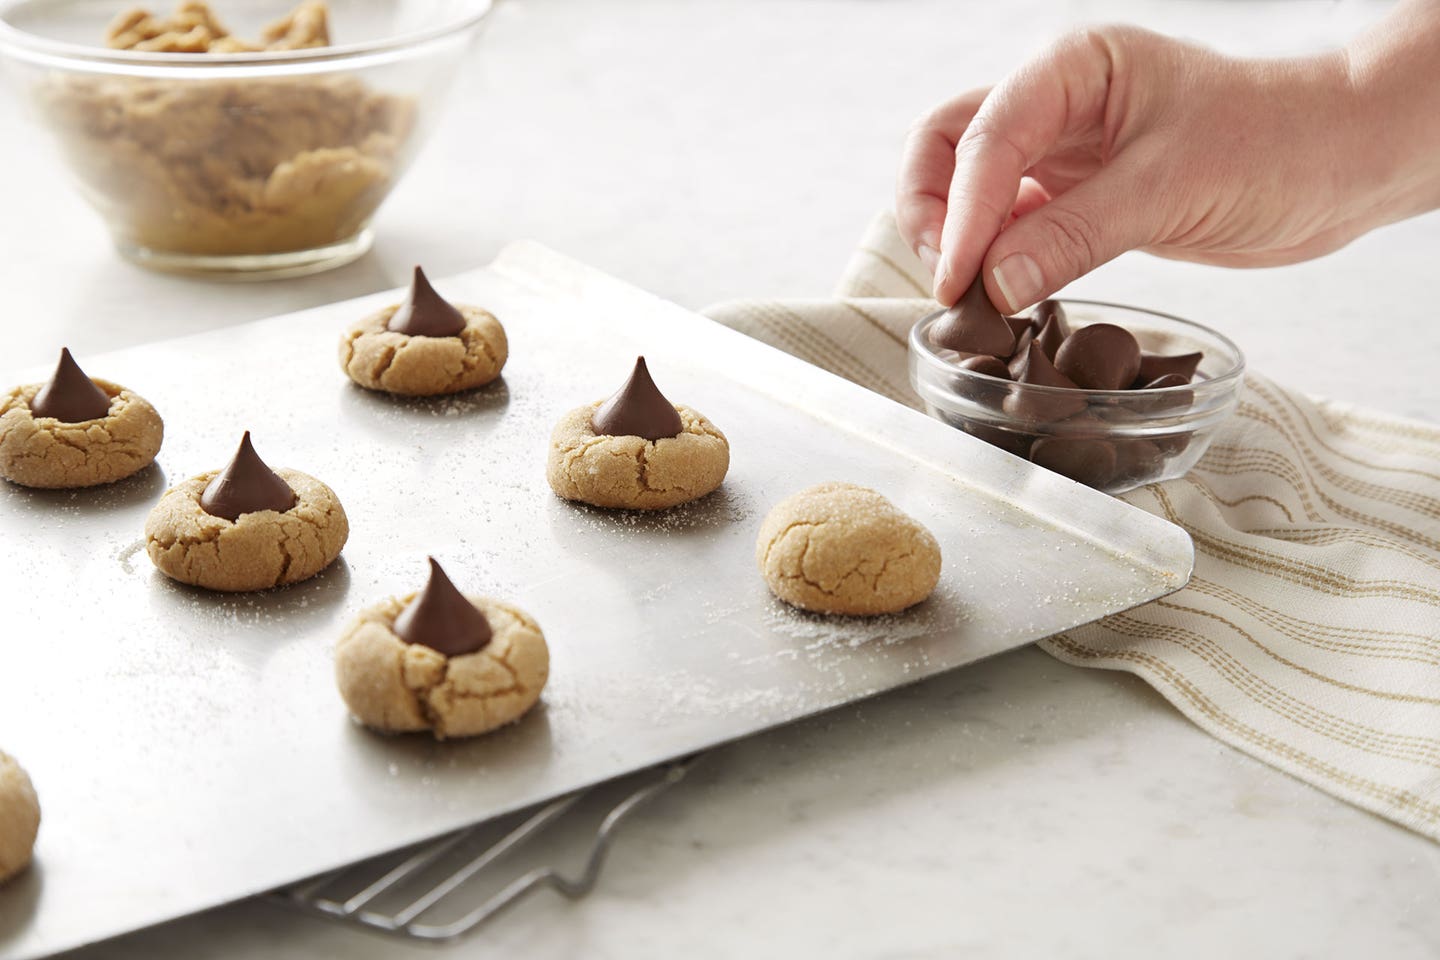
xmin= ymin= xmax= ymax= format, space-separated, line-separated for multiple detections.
xmin=909 ymin=297 xmax=1247 ymax=401
xmin=0 ymin=0 xmax=492 ymax=68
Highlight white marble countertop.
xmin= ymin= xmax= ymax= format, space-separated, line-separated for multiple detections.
xmin=3 ymin=1 xmax=1439 ymax=957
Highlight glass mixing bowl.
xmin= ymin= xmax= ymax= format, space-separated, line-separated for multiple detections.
xmin=0 ymin=0 xmax=492 ymax=277
xmin=909 ymin=300 xmax=1246 ymax=495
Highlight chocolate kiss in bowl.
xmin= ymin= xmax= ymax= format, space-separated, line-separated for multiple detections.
xmin=930 ymin=275 xmax=1016 ymax=356
xmin=1003 ymin=342 xmax=1089 ymax=422
xmin=1134 ymin=351 xmax=1202 ymax=386
xmin=1031 ymin=436 xmax=1118 ymax=489
xmin=393 ymin=557 xmax=492 ymax=657
xmin=591 ymin=356 xmax=684 ymax=441
xmin=1054 ymin=323 xmax=1141 ymax=390
xmin=29 ymin=348 xmax=112 ymax=423
xmin=957 ymin=355 xmax=1011 ymax=379
xmin=1034 ymin=313 xmax=1068 ymax=361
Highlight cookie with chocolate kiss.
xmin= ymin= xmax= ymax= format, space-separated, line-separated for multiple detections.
xmin=144 ymin=432 xmax=348 ymax=592
xmin=547 ymin=356 xmax=729 ymax=510
xmin=0 ymin=347 xmax=163 ymax=489
xmin=340 ymin=266 xmax=508 ymax=397
xmin=335 ymin=558 xmax=549 ymax=740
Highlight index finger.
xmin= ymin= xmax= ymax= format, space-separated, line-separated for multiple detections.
xmin=895 ymin=86 xmax=991 ymax=273
xmin=933 ymin=30 xmax=1115 ymax=306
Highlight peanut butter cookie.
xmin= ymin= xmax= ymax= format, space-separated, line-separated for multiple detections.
xmin=756 ymin=482 xmax=942 ymax=616
xmin=546 ymin=357 xmax=729 ymax=510
xmin=145 ymin=433 xmax=348 ymax=592
xmin=340 ymin=267 xmax=508 ymax=397
xmin=335 ymin=559 xmax=549 ymax=739
xmin=0 ymin=751 xmax=40 ymax=886
xmin=0 ymin=348 xmax=163 ymax=489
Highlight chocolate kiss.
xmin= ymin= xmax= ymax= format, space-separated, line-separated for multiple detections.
xmin=1034 ymin=313 xmax=1069 ymax=362
xmin=1031 ymin=299 xmax=1067 ymax=331
xmin=1135 ymin=351 xmax=1202 ymax=385
xmin=591 ymin=356 xmax=683 ymax=441
xmin=1003 ymin=342 xmax=1088 ymax=422
xmin=29 ymin=348 xmax=112 ymax=423
xmin=393 ymin=557 xmax=492 ymax=657
xmin=1054 ymin=323 xmax=1141 ymax=390
xmin=1004 ymin=315 xmax=1031 ymax=343
xmin=957 ymin=355 xmax=1010 ymax=379
xmin=930 ymin=275 xmax=1016 ymax=356
xmin=1006 ymin=326 xmax=1037 ymax=377
xmin=387 ymin=266 xmax=467 ymax=338
xmin=199 ymin=432 xmax=298 ymax=522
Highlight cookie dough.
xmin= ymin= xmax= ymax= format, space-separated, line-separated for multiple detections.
xmin=107 ymin=0 xmax=329 ymax=52
xmin=38 ymin=2 xmax=415 ymax=259
xmin=545 ymin=402 xmax=730 ymax=510
xmin=145 ymin=468 xmax=348 ymax=592
xmin=339 ymin=297 xmax=508 ymax=397
xmin=0 ymin=368 xmax=164 ymax=489
xmin=756 ymin=482 xmax=942 ymax=616
xmin=0 ymin=752 xmax=40 ymax=885
xmin=335 ymin=594 xmax=549 ymax=740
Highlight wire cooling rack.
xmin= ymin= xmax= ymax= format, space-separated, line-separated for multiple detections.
xmin=272 ymin=755 xmax=700 ymax=942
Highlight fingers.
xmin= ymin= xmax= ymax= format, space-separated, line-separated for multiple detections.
xmin=932 ymin=30 xmax=1119 ymax=306
xmin=895 ymin=87 xmax=990 ymax=276
xmin=983 ymin=156 xmax=1158 ymax=312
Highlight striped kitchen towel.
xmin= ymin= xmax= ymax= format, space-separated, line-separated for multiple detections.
xmin=704 ymin=212 xmax=1440 ymax=841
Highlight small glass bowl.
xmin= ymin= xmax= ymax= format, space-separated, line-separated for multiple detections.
xmin=909 ymin=300 xmax=1245 ymax=494
xmin=0 ymin=0 xmax=492 ymax=278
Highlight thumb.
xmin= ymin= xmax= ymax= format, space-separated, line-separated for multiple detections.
xmin=982 ymin=160 xmax=1158 ymax=313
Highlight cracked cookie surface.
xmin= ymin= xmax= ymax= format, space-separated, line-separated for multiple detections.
xmin=545 ymin=401 xmax=729 ymax=510
xmin=756 ymin=482 xmax=941 ymax=616
xmin=0 ymin=751 xmax=40 ymax=885
xmin=144 ymin=468 xmax=348 ymax=592
xmin=335 ymin=594 xmax=549 ymax=739
xmin=0 ymin=379 xmax=163 ymax=489
xmin=339 ymin=304 xmax=508 ymax=397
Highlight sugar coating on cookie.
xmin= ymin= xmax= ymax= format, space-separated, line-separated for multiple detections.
xmin=545 ymin=401 xmax=729 ymax=510
xmin=0 ymin=751 xmax=40 ymax=885
xmin=756 ymin=482 xmax=942 ymax=616
xmin=0 ymin=376 xmax=163 ymax=489
xmin=145 ymin=468 xmax=348 ymax=592
xmin=335 ymin=594 xmax=549 ymax=739
xmin=339 ymin=303 xmax=507 ymax=397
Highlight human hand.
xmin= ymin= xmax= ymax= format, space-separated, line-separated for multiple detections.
xmin=897 ymin=8 xmax=1440 ymax=311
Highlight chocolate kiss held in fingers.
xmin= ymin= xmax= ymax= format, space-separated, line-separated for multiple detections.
xmin=199 ymin=431 xmax=298 ymax=521
xmin=1135 ymin=351 xmax=1203 ymax=386
xmin=591 ymin=356 xmax=684 ymax=441
xmin=930 ymin=275 xmax=1016 ymax=356
xmin=29 ymin=348 xmax=112 ymax=422
xmin=1054 ymin=323 xmax=1142 ymax=390
xmin=387 ymin=266 xmax=467 ymax=338
xmin=392 ymin=557 xmax=493 ymax=657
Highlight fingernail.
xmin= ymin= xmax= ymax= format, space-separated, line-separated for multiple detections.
xmin=991 ymin=253 xmax=1043 ymax=313
xmin=917 ymin=244 xmax=939 ymax=276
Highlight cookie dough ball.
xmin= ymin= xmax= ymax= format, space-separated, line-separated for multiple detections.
xmin=339 ymin=267 xmax=507 ymax=397
xmin=145 ymin=433 xmax=348 ymax=592
xmin=0 ymin=752 xmax=40 ymax=885
xmin=0 ymin=349 xmax=163 ymax=489
xmin=756 ymin=482 xmax=942 ymax=616
xmin=335 ymin=560 xmax=549 ymax=739
xmin=545 ymin=357 xmax=729 ymax=510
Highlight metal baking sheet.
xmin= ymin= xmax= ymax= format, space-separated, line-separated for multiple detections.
xmin=0 ymin=242 xmax=1192 ymax=959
